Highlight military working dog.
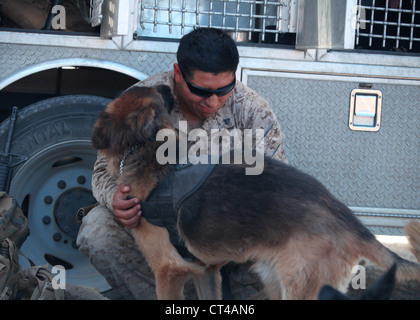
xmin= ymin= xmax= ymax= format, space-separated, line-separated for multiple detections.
xmin=91 ymin=85 xmax=420 ymax=300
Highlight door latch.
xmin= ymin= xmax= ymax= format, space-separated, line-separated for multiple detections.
xmin=349 ymin=88 xmax=382 ymax=132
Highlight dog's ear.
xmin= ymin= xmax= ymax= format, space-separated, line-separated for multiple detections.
xmin=319 ymin=264 xmax=397 ymax=300
xmin=360 ymin=264 xmax=396 ymax=300
xmin=156 ymin=85 xmax=174 ymax=114
xmin=128 ymin=107 xmax=158 ymax=143
xmin=91 ymin=111 xmax=112 ymax=150
xmin=318 ymin=285 xmax=350 ymax=300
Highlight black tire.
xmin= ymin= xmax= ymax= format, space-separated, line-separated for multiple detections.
xmin=0 ymin=95 xmax=111 ymax=291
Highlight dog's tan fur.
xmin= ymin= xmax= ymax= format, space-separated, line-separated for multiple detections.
xmin=92 ymin=85 xmax=420 ymax=300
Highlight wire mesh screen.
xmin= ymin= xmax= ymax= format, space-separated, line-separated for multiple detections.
xmin=137 ymin=0 xmax=296 ymax=43
xmin=355 ymin=0 xmax=420 ymax=52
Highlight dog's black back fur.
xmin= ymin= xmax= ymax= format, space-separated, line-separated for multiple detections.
xmin=178 ymin=156 xmax=375 ymax=255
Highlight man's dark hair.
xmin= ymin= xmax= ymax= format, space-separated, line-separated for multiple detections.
xmin=177 ymin=28 xmax=239 ymax=77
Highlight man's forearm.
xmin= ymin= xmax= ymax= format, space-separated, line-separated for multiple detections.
xmin=91 ymin=151 xmax=118 ymax=211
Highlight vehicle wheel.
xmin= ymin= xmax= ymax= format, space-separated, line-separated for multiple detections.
xmin=0 ymin=95 xmax=111 ymax=292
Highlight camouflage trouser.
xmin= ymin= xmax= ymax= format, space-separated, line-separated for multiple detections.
xmin=76 ymin=204 xmax=265 ymax=300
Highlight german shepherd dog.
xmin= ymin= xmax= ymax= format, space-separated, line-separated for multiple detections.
xmin=91 ymin=85 xmax=420 ymax=300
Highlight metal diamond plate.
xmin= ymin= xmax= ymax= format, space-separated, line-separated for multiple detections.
xmin=0 ymin=43 xmax=176 ymax=82
xmin=247 ymin=75 xmax=419 ymax=214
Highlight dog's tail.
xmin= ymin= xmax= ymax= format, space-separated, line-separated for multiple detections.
xmin=405 ymin=220 xmax=420 ymax=263
xmin=360 ymin=227 xmax=420 ymax=282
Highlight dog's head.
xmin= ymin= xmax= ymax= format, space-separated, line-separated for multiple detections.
xmin=92 ymin=85 xmax=174 ymax=156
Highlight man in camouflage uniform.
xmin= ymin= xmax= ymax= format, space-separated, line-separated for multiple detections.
xmin=76 ymin=28 xmax=287 ymax=299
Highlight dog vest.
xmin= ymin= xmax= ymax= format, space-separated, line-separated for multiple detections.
xmin=139 ymin=162 xmax=216 ymax=260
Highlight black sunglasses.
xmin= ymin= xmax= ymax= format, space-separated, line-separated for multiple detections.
xmin=180 ymin=69 xmax=236 ymax=98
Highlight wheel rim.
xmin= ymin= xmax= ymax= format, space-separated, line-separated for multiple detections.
xmin=10 ymin=139 xmax=110 ymax=292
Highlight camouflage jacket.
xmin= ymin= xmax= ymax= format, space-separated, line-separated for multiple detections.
xmin=92 ymin=70 xmax=288 ymax=211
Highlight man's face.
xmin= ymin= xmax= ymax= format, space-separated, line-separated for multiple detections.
xmin=174 ymin=63 xmax=235 ymax=121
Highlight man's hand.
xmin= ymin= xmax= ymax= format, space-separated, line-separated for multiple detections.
xmin=112 ymin=185 xmax=142 ymax=228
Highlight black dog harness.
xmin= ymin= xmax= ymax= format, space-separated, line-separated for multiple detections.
xmin=139 ymin=162 xmax=216 ymax=260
